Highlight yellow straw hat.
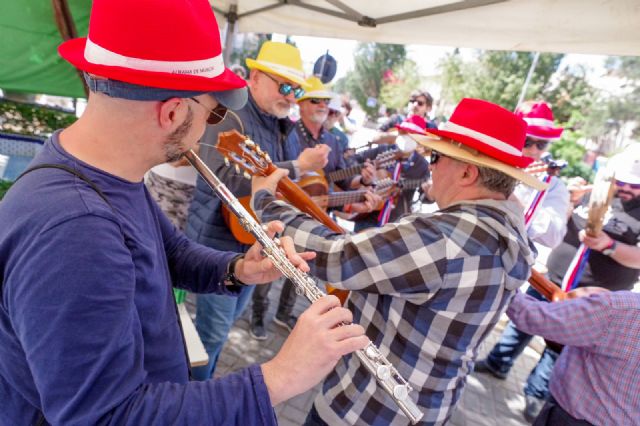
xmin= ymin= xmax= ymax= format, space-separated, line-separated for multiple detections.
xmin=246 ymin=41 xmax=309 ymax=87
xmin=297 ymin=76 xmax=334 ymax=102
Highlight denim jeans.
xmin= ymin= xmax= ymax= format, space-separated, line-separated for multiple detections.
xmin=251 ymin=277 xmax=297 ymax=319
xmin=191 ymin=285 xmax=255 ymax=381
xmin=485 ymin=286 xmax=559 ymax=399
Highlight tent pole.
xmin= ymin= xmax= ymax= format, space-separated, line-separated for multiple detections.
xmin=223 ymin=4 xmax=238 ymax=66
xmin=515 ymin=51 xmax=540 ymax=111
xmin=51 ymin=0 xmax=89 ymax=97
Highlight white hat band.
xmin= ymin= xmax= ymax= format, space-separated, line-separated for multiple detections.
xmin=523 ymin=117 xmax=556 ymax=127
xmin=255 ymin=60 xmax=306 ymax=81
xmin=84 ymin=38 xmax=226 ymax=78
xmin=442 ymin=121 xmax=522 ymax=156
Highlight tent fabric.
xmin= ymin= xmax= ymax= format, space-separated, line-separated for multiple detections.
xmin=1 ymin=0 xmax=639 ymax=99
xmin=0 ymin=0 xmax=91 ymax=98
xmin=214 ymin=0 xmax=640 ymax=57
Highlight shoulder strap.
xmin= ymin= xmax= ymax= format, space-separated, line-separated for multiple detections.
xmin=16 ymin=163 xmax=115 ymax=211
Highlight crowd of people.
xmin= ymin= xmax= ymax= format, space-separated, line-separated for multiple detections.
xmin=0 ymin=0 xmax=638 ymax=425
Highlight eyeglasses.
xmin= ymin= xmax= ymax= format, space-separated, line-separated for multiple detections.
xmin=189 ymin=97 xmax=227 ymax=125
xmin=430 ymin=150 xmax=445 ymax=165
xmin=328 ymin=109 xmax=340 ymax=117
xmin=261 ymin=72 xmax=305 ymax=99
xmin=615 ymin=180 xmax=640 ymax=190
xmin=409 ymin=98 xmax=426 ymax=107
xmin=309 ymin=98 xmax=330 ymax=105
xmin=524 ymin=139 xmax=550 ymax=150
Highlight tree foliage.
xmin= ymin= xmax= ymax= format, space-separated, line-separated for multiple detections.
xmin=334 ymin=43 xmax=407 ymax=117
xmin=378 ymin=59 xmax=421 ymax=112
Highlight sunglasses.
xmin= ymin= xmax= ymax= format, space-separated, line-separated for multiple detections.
xmin=310 ymin=98 xmax=330 ymax=105
xmin=328 ymin=109 xmax=340 ymax=116
xmin=430 ymin=150 xmax=445 ymax=165
xmin=524 ymin=139 xmax=550 ymax=150
xmin=615 ymin=179 xmax=640 ymax=190
xmin=409 ymin=98 xmax=426 ymax=107
xmin=262 ymin=72 xmax=305 ymax=99
xmin=189 ymin=97 xmax=227 ymax=125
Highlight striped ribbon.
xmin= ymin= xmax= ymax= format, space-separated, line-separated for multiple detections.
xmin=524 ymin=174 xmax=552 ymax=228
xmin=377 ymin=162 xmax=403 ymax=227
xmin=561 ymin=243 xmax=591 ymax=292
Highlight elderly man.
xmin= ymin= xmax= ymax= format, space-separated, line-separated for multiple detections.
xmin=474 ymin=100 xmax=570 ymax=419
xmin=186 ymin=41 xmax=330 ymax=373
xmin=251 ymin=98 xmax=546 ymax=425
xmin=0 ymin=1 xmax=367 ymax=424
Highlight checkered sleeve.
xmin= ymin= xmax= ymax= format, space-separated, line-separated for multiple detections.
xmin=253 ymin=190 xmax=446 ymax=296
xmin=507 ymin=292 xmax=612 ymax=350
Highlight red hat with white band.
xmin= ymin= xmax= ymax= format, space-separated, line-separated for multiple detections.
xmin=58 ymin=0 xmax=246 ymax=107
xmin=396 ymin=115 xmax=427 ymax=136
xmin=515 ymin=101 xmax=564 ymax=141
xmin=410 ymin=98 xmax=546 ymax=190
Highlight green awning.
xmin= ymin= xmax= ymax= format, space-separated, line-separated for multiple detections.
xmin=0 ymin=0 xmax=91 ymax=98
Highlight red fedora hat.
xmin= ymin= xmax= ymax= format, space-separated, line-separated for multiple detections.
xmin=515 ymin=101 xmax=564 ymax=140
xmin=424 ymin=98 xmax=533 ymax=168
xmin=396 ymin=114 xmax=427 ymax=135
xmin=59 ymin=0 xmax=246 ymax=95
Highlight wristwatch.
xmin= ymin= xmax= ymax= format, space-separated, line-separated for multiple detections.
xmin=223 ymin=254 xmax=247 ymax=287
xmin=602 ymin=240 xmax=618 ymax=256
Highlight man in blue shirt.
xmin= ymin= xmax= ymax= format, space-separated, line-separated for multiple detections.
xmin=0 ymin=1 xmax=367 ymax=424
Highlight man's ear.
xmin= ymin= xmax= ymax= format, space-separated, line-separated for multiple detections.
xmin=460 ymin=163 xmax=480 ymax=187
xmin=157 ymin=97 xmax=186 ymax=130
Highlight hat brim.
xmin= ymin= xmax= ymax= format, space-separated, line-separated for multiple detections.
xmin=527 ymin=127 xmax=564 ymax=140
xmin=245 ymin=58 xmax=309 ymax=88
xmin=298 ymin=90 xmax=334 ymax=102
xmin=425 ymin=127 xmax=533 ymax=168
xmin=209 ymin=87 xmax=248 ymax=110
xmin=59 ymin=38 xmax=247 ymax=94
xmin=411 ymin=133 xmax=548 ymax=191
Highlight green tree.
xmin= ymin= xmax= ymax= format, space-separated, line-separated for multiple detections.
xmin=334 ymin=43 xmax=406 ymax=117
xmin=438 ymin=51 xmax=564 ymax=110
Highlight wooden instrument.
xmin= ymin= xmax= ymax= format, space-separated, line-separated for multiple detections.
xmin=528 ymin=269 xmax=566 ymax=302
xmin=215 ymin=130 xmax=351 ymax=303
xmin=326 ymin=148 xmax=404 ymax=183
xmin=585 ymin=167 xmax=616 ymax=237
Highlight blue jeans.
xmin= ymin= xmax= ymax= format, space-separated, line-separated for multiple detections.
xmin=485 ymin=286 xmax=559 ymax=399
xmin=192 ymin=285 xmax=254 ymax=381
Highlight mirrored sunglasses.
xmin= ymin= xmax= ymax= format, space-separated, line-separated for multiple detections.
xmin=310 ymin=98 xmax=330 ymax=105
xmin=189 ymin=97 xmax=228 ymax=125
xmin=262 ymin=72 xmax=305 ymax=99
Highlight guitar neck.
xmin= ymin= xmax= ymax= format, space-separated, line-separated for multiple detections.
xmin=327 ymin=164 xmax=362 ymax=182
xmin=398 ymin=177 xmax=428 ymax=190
xmin=324 ymin=189 xmax=368 ymax=207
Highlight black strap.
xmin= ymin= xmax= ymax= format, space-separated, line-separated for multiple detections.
xmin=16 ymin=163 xmax=115 ymax=210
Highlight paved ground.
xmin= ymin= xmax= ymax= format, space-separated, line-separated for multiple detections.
xmin=186 ymin=280 xmax=543 ymax=426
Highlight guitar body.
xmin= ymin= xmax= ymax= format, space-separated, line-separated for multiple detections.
xmin=221 ymin=195 xmax=257 ymax=245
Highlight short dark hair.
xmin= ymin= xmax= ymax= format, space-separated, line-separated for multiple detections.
xmin=410 ymin=90 xmax=434 ymax=107
xmin=476 ymin=165 xmax=517 ymax=198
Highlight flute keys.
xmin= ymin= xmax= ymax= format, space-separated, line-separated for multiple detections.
xmin=376 ymin=365 xmax=391 ymax=381
xmin=393 ymin=384 xmax=409 ymax=401
xmin=365 ymin=345 xmax=378 ymax=359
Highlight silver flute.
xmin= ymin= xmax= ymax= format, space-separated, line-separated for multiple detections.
xmin=184 ymin=149 xmax=423 ymax=424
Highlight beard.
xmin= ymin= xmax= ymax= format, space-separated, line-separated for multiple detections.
xmin=270 ymin=100 xmax=293 ymax=119
xmin=163 ymin=108 xmax=194 ymax=163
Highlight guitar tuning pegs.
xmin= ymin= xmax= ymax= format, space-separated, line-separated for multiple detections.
xmin=224 ymin=157 xmax=230 ymax=167
xmin=243 ymin=172 xmax=251 ymax=180
xmin=245 ymin=140 xmax=255 ymax=147
xmin=265 ymin=153 xmax=271 ymax=162
xmin=234 ymin=164 xmax=240 ymax=174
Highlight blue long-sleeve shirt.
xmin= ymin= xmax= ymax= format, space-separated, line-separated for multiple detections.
xmin=0 ymin=131 xmax=276 ymax=425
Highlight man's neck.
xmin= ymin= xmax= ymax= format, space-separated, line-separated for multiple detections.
xmin=301 ymin=117 xmax=322 ymax=139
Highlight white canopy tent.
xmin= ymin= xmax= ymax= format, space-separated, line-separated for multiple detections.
xmin=211 ymin=0 xmax=640 ymax=61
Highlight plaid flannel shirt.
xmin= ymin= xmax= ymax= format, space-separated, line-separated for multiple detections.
xmin=253 ymin=191 xmax=535 ymax=425
xmin=508 ymin=291 xmax=640 ymax=425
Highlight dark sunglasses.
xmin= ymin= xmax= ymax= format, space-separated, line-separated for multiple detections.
xmin=430 ymin=150 xmax=445 ymax=165
xmin=189 ymin=97 xmax=227 ymax=125
xmin=328 ymin=109 xmax=340 ymax=116
xmin=524 ymin=139 xmax=550 ymax=150
xmin=262 ymin=72 xmax=305 ymax=99
xmin=310 ymin=98 xmax=330 ymax=105
xmin=615 ymin=179 xmax=640 ymax=190
xmin=409 ymin=98 xmax=426 ymax=107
